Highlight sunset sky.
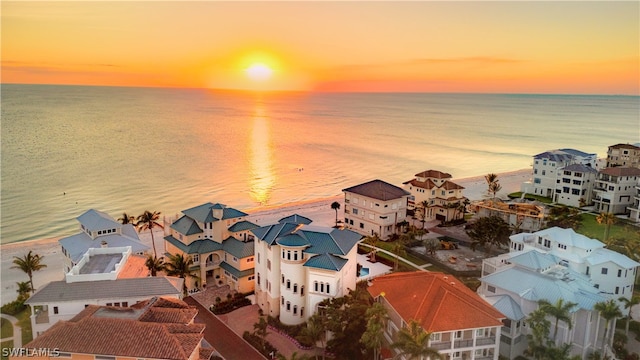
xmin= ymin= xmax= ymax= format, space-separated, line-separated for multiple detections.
xmin=2 ymin=1 xmax=638 ymax=94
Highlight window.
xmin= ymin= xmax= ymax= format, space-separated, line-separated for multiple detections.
xmin=293 ymin=305 xmax=298 ymax=315
xmin=232 ymin=256 xmax=238 ymax=262
xmin=294 ymin=251 xmax=298 ymax=261
xmin=430 ymin=333 xmax=441 ymax=341
xmin=352 ymin=208 xmax=359 ymax=215
xmin=487 ymin=285 xmax=496 ymax=293
xmin=257 ymin=253 xmax=260 ymax=263
xmin=193 ymin=254 xmax=199 ymax=263
xmin=286 ymin=302 xmax=291 ymax=311
xmin=476 ymin=328 xmax=486 ymax=337
xmin=320 ymin=283 xmax=325 ymax=293
xmin=281 ymin=296 xmax=284 ymax=305
xmin=544 ymin=239 xmax=551 ymax=248
xmin=267 ymin=259 xmax=271 ymax=270
xmin=257 ymin=273 xmax=261 ymax=286
xmin=301 ymin=307 xmax=304 ymax=317
xmin=287 ymin=250 xmax=291 ymax=260
xmin=618 ymin=269 xmax=622 ymax=277
xmin=602 ymin=268 xmax=608 ymax=275
xmin=53 ymin=306 xmax=59 ymax=314
xmin=301 ymin=286 xmax=305 ymax=296
xmin=293 ymin=284 xmax=298 ymax=293
xmin=282 ymin=275 xmax=285 ymax=284
xmin=615 ymin=286 xmax=619 ymax=294
xmin=542 ymin=170 xmax=546 ymax=176
xmin=454 ymin=330 xmax=462 ymax=339
xmin=359 ymin=223 xmax=364 ymax=229
xmin=563 ymin=178 xmax=571 ymax=183
xmin=287 ymin=280 xmax=291 ymax=289
xmin=314 ymin=281 xmax=318 ymax=292
xmin=326 ymin=284 xmax=330 ymax=294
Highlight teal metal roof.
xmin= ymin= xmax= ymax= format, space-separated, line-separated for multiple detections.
xmin=164 ymin=236 xmax=223 ymax=254
xmin=220 ymin=261 xmax=255 ymax=278
xmin=510 ymin=251 xmax=558 ymax=271
xmin=485 ymin=295 xmax=525 ymax=321
xmin=278 ymin=214 xmax=313 ymax=225
xmin=182 ymin=202 xmax=220 ymax=223
xmin=228 ymin=220 xmax=258 ymax=232
xmin=251 ymin=223 xmax=300 ymax=246
xmin=222 ymin=207 xmax=248 ymax=219
xmin=301 ymin=227 xmax=362 ymax=255
xmin=276 ymin=234 xmax=310 ymax=247
xmin=77 ymin=209 xmax=121 ymax=232
xmin=304 ymin=253 xmax=348 ymax=271
xmin=223 ymin=238 xmax=255 ymax=258
xmin=170 ymin=215 xmax=203 ymax=235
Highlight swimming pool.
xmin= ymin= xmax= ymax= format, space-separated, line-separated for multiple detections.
xmin=359 ymin=267 xmax=370 ymax=277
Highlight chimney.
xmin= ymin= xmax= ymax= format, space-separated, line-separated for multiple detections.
xmin=101 ymin=240 xmax=108 ymax=248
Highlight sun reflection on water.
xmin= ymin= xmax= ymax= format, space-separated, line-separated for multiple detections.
xmin=248 ymin=103 xmax=275 ymax=205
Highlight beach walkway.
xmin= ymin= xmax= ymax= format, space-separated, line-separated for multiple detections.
xmin=1 ymin=313 xmax=22 ymax=348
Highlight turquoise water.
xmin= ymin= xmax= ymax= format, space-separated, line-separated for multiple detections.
xmin=1 ymin=84 xmax=638 ymax=244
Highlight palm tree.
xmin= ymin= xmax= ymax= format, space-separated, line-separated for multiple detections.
xmin=525 ymin=308 xmax=551 ymax=360
xmin=16 ymin=281 xmax=32 ymax=302
xmin=145 ymin=254 xmax=165 ymax=276
xmin=538 ymin=298 xmax=577 ymax=343
xmin=11 ymin=250 xmax=47 ymax=294
xmin=363 ymin=233 xmax=381 ymax=261
xmin=391 ymin=236 xmax=408 ymax=271
xmin=618 ymin=295 xmax=640 ymax=337
xmin=596 ymin=212 xmax=616 ymax=243
xmin=300 ymin=315 xmax=327 ymax=360
xmin=418 ymin=200 xmax=429 ymax=229
xmin=391 ymin=319 xmax=443 ymax=360
xmin=594 ymin=299 xmax=622 ymax=354
xmin=117 ymin=212 xmax=136 ymax=225
xmin=136 ymin=210 xmax=164 ymax=258
xmin=361 ymin=302 xmax=389 ymax=360
xmin=164 ymin=253 xmax=200 ymax=296
xmin=330 ymin=201 xmax=341 ymax=228
xmin=485 ymin=173 xmax=502 ymax=200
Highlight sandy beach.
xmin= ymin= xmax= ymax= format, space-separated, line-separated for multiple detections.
xmin=0 ymin=168 xmax=530 ymax=305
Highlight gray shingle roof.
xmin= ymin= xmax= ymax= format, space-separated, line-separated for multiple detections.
xmin=222 ymin=238 xmax=255 ymax=258
xmin=26 ymin=277 xmax=182 ymax=304
xmin=170 ymin=215 xmax=203 ymax=236
xmin=77 ymin=209 xmax=121 ymax=232
xmin=303 ymin=253 xmax=348 ymax=271
xmin=342 ymin=179 xmax=410 ymax=201
xmin=561 ymin=163 xmax=597 ymax=173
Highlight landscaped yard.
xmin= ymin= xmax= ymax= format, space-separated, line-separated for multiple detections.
xmin=1 ymin=318 xmax=12 ymax=339
xmin=578 ymin=213 xmax=640 ymax=243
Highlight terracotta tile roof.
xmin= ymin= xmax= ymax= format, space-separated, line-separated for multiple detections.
xmin=117 ymin=254 xmax=150 ymax=279
xmin=139 ymin=307 xmax=198 ymax=324
xmin=367 ymin=272 xmax=504 ymax=332
xmin=599 ymin=166 xmax=640 ymax=177
xmin=415 ymin=170 xmax=452 ymax=179
xmin=403 ymin=179 xmax=464 ymax=191
xmin=441 ymin=180 xmax=465 ymax=190
xmin=609 ymin=143 xmax=640 ymax=150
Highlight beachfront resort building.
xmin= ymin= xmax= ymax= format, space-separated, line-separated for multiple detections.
xmin=26 ymin=246 xmax=183 ymax=336
xmin=20 ymin=297 xmax=213 ymax=360
xmin=163 ymin=202 xmax=258 ymax=294
xmin=368 ymin=272 xmax=504 ymax=360
xmin=342 ymin=179 xmax=410 ymax=239
xmin=252 ymin=217 xmax=362 ymax=325
xmin=553 ymin=163 xmax=598 ymax=207
xmin=606 ymin=143 xmax=640 ymax=168
xmin=469 ymin=199 xmax=546 ymax=232
xmin=402 ymin=169 xmax=467 ymax=223
xmin=58 ymin=209 xmax=150 ymax=273
xmin=593 ymin=166 xmax=640 ymax=215
xmin=522 ymin=149 xmax=597 ymax=199
xmin=628 ymin=180 xmax=640 ymax=223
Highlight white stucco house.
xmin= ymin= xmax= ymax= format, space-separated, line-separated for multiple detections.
xmin=522 ymin=149 xmax=597 ymax=199
xmin=403 ymin=169 xmax=467 ymax=223
xmin=553 ymin=163 xmax=598 ymax=207
xmin=593 ymin=167 xmax=640 ymax=215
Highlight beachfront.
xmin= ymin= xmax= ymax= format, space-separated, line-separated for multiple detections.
xmin=0 ymin=168 xmax=531 ymax=305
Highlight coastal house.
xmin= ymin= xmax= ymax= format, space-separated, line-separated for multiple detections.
xmin=367 ymin=272 xmax=505 ymax=360
xmin=469 ymin=199 xmax=546 ymax=232
xmin=522 ymin=149 xmax=597 ymax=199
xmin=593 ymin=166 xmax=640 ymax=215
xmin=163 ymin=202 xmax=258 ymax=293
xmin=26 ymin=246 xmax=183 ymax=336
xmin=18 ymin=297 xmax=213 ymax=360
xmin=58 ymin=209 xmax=150 ymax=273
xmin=606 ymin=143 xmax=640 ymax=168
xmin=342 ymin=179 xmax=410 ymax=239
xmin=628 ymin=179 xmax=640 ymax=223
xmin=403 ymin=170 xmax=467 ymax=223
xmin=553 ymin=163 xmax=598 ymax=207
xmin=252 ymin=217 xmax=362 ymax=325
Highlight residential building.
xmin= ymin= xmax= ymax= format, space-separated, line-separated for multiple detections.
xmin=593 ymin=167 xmax=640 ymax=214
xmin=628 ymin=179 xmax=640 ymax=223
xmin=403 ymin=170 xmax=467 ymax=222
xmin=26 ymin=246 xmax=183 ymax=336
xmin=59 ymin=209 xmax=150 ymax=273
xmin=367 ymin=272 xmax=505 ymax=360
xmin=606 ymin=143 xmax=640 ymax=168
xmin=342 ymin=179 xmax=410 ymax=239
xmin=163 ymin=202 xmax=258 ymax=293
xmin=252 ymin=217 xmax=362 ymax=325
xmin=19 ymin=297 xmax=213 ymax=360
xmin=554 ymin=163 xmax=598 ymax=207
xmin=469 ymin=199 xmax=546 ymax=232
xmin=523 ymin=149 xmax=597 ymax=199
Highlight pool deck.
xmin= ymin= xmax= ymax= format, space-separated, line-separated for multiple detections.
xmin=357 ymin=253 xmax=393 ymax=281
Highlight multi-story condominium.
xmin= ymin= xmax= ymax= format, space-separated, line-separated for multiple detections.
xmin=469 ymin=200 xmax=546 ymax=232
xmin=342 ymin=179 xmax=410 ymax=239
xmin=368 ymin=272 xmax=504 ymax=360
xmin=524 ymin=149 xmax=597 ymax=199
xmin=606 ymin=143 xmax=640 ymax=168
xmin=26 ymin=246 xmax=183 ymax=336
xmin=252 ymin=217 xmax=362 ymax=325
xmin=59 ymin=209 xmax=150 ymax=273
xmin=628 ymin=179 xmax=640 ymax=223
xmin=163 ymin=202 xmax=258 ymax=293
xmin=479 ymin=249 xmax=608 ymax=359
xmin=554 ymin=163 xmax=598 ymax=207
xmin=403 ymin=169 xmax=467 ymax=222
xmin=593 ymin=167 xmax=640 ymax=215
xmin=19 ymin=297 xmax=213 ymax=360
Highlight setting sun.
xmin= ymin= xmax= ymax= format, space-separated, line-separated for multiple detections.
xmin=246 ymin=63 xmax=273 ymax=81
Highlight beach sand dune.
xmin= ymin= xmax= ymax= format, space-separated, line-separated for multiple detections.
xmin=1 ymin=169 xmax=530 ymax=305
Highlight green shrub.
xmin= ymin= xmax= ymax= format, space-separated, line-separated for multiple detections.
xmin=1 ymin=300 xmax=26 ymax=316
xmin=242 ymin=331 xmax=277 ymax=358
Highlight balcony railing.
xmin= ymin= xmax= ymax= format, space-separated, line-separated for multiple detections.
xmin=205 ymin=260 xmax=221 ymax=268
xmin=454 ymin=339 xmax=474 ymax=348
xmin=430 ymin=341 xmax=451 ymax=350
xmin=476 ymin=337 xmax=496 ymax=346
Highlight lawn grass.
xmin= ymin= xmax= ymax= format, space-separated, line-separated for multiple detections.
xmin=373 ymin=241 xmax=429 ymax=266
xmin=0 ymin=318 xmax=12 ymax=339
xmin=1 ymin=340 xmax=14 ymax=360
xmin=577 ymin=213 xmax=640 ymax=243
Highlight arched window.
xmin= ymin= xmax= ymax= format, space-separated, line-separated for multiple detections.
xmin=293 ymin=284 xmax=298 ymax=293
xmin=294 ymin=251 xmax=298 ymax=261
xmin=287 ymin=280 xmax=291 ymax=289
xmin=282 ymin=275 xmax=285 ymax=284
xmin=320 ymin=283 xmax=324 ymax=293
xmin=286 ymin=302 xmax=291 ymax=311
xmin=287 ymin=250 xmax=291 ymax=260
xmin=326 ymin=284 xmax=330 ymax=294
xmin=281 ymin=296 xmax=284 ymax=305
xmin=314 ymin=281 xmax=318 ymax=292
xmin=293 ymin=305 xmax=298 ymax=315
xmin=301 ymin=286 xmax=305 ymax=296
xmin=300 ymin=307 xmax=304 ymax=317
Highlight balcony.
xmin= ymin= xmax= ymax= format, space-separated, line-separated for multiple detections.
xmin=454 ymin=339 xmax=474 ymax=348
xmin=34 ymin=309 xmax=49 ymax=324
xmin=430 ymin=341 xmax=451 ymax=350
xmin=476 ymin=337 xmax=496 ymax=346
xmin=205 ymin=260 xmax=221 ymax=268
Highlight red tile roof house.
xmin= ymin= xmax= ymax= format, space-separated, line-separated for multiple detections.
xmin=16 ymin=297 xmax=215 ymax=360
xmin=367 ymin=272 xmax=505 ymax=360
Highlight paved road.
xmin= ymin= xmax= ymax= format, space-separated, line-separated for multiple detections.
xmin=1 ymin=313 xmax=22 ymax=347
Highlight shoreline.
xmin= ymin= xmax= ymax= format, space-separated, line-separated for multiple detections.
xmin=0 ymin=168 xmax=530 ymax=305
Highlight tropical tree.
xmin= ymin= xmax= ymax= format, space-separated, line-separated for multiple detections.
xmin=424 ymin=237 xmax=440 ymax=255
xmin=538 ymin=298 xmax=577 ymax=343
xmin=363 ymin=233 xmax=381 ymax=261
xmin=465 ymin=215 xmax=511 ymax=255
xmin=331 ymin=201 xmax=341 ymax=228
xmin=253 ymin=314 xmax=269 ymax=349
xmin=485 ymin=173 xmax=502 ymax=200
xmin=164 ymin=253 xmax=200 ymax=296
xmin=145 ymin=254 xmax=165 ymax=276
xmin=546 ymin=205 xmax=583 ymax=229
xmin=391 ymin=319 xmax=443 ymax=360
xmin=618 ymin=295 xmax=640 ymax=336
xmin=117 ymin=212 xmax=136 ymax=225
xmin=594 ymin=299 xmax=623 ymax=354
xmin=16 ymin=281 xmax=32 ymax=302
xmin=11 ymin=250 xmax=47 ymax=294
xmin=361 ymin=302 xmax=389 ymax=360
xmin=320 ymin=286 xmax=370 ymax=359
xmin=418 ymin=200 xmax=429 ymax=229
xmin=525 ymin=308 xmax=552 ymax=360
xmin=596 ymin=212 xmax=616 ymax=243
xmin=136 ymin=210 xmax=164 ymax=258
xmin=300 ymin=315 xmax=327 ymax=360
xmin=391 ymin=236 xmax=408 ymax=270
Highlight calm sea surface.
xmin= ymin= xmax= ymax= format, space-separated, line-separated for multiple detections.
xmin=1 ymin=84 xmax=638 ymax=244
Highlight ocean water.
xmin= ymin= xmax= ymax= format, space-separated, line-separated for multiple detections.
xmin=1 ymin=84 xmax=638 ymax=244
